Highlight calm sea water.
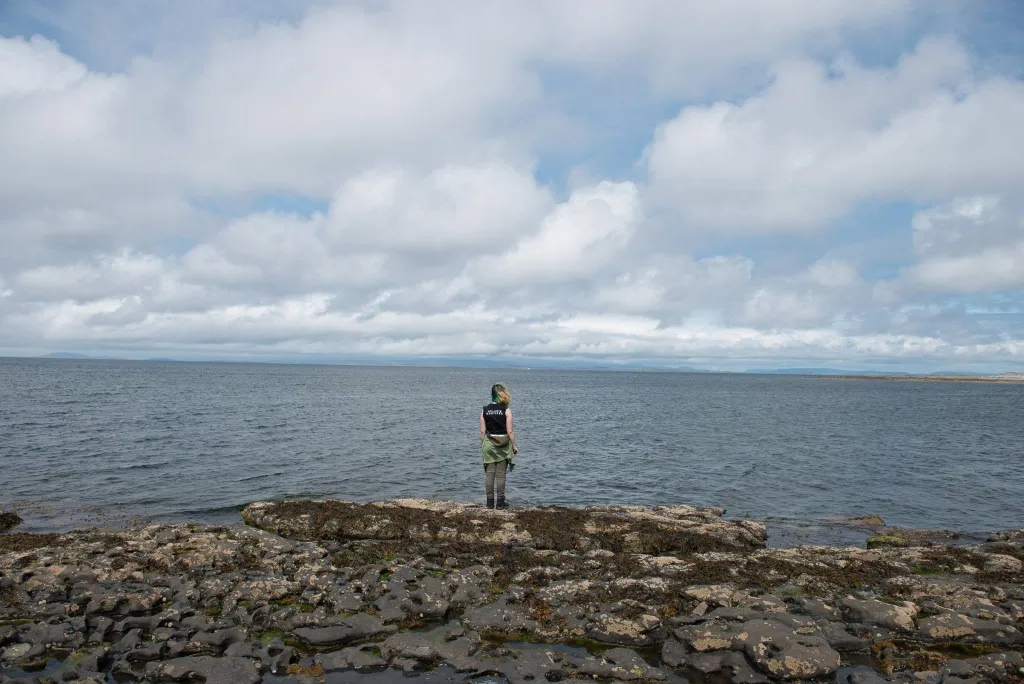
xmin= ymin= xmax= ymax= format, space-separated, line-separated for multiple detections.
xmin=1 ymin=358 xmax=1021 ymax=545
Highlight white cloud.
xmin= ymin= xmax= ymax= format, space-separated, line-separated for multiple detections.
xmin=644 ymin=37 xmax=1024 ymax=232
xmin=536 ymin=0 xmax=913 ymax=94
xmin=478 ymin=181 xmax=639 ymax=285
xmin=327 ymin=162 xmax=553 ymax=253
xmin=0 ymin=35 xmax=88 ymax=96
xmin=905 ymin=197 xmax=1024 ymax=293
xmin=15 ymin=251 xmax=165 ymax=302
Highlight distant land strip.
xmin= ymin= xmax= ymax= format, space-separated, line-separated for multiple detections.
xmin=824 ymin=373 xmax=1024 ymax=383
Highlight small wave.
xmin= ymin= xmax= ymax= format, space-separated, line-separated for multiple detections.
xmin=235 ymin=471 xmax=285 ymax=483
xmin=123 ymin=461 xmax=171 ymax=471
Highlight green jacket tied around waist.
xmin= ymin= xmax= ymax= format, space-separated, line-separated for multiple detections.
xmin=481 ymin=435 xmax=515 ymax=467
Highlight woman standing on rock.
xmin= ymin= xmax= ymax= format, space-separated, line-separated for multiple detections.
xmin=480 ymin=382 xmax=517 ymax=509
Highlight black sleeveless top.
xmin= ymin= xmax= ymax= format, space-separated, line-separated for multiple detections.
xmin=482 ymin=403 xmax=508 ymax=435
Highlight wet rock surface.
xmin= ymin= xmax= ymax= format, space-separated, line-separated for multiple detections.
xmin=0 ymin=502 xmax=1019 ymax=683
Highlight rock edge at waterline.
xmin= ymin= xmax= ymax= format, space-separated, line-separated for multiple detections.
xmin=0 ymin=501 xmax=1021 ymax=684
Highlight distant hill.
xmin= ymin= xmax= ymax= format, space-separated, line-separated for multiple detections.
xmin=743 ymin=368 xmax=912 ymax=376
xmin=40 ymin=352 xmax=92 ymax=359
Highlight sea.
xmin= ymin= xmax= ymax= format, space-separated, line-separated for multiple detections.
xmin=1 ymin=357 xmax=1021 ymax=547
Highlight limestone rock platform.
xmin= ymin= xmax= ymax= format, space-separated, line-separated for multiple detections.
xmin=241 ymin=498 xmax=768 ymax=554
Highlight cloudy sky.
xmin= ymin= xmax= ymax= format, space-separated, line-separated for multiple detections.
xmin=1 ymin=0 xmax=1023 ymax=371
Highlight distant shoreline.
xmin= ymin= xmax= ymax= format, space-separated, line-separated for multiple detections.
xmin=823 ymin=374 xmax=1024 ymax=384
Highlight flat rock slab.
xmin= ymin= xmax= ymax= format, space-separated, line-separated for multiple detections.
xmin=675 ymin=618 xmax=842 ymax=680
xmin=292 ymin=613 xmax=396 ymax=646
xmin=144 ymin=656 xmax=263 ymax=684
xmin=452 ymin=644 xmax=667 ymax=684
xmin=242 ymin=498 xmax=766 ymax=553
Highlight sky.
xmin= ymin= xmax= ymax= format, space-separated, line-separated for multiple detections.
xmin=1 ymin=0 xmax=1023 ymax=371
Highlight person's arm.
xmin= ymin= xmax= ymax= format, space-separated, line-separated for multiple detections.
xmin=506 ymin=408 xmax=517 ymax=453
xmin=480 ymin=412 xmax=486 ymax=441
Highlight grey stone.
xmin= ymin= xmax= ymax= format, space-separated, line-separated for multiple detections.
xmin=316 ymin=644 xmax=387 ymax=672
xmin=1 ymin=643 xmax=30 ymax=660
xmin=109 ymin=659 xmax=143 ymax=681
xmin=402 ymin=576 xmax=450 ymax=618
xmin=328 ymin=589 xmax=364 ymax=612
xmin=292 ymin=612 xmax=395 ymax=646
xmin=846 ymin=669 xmax=891 ymax=684
xmin=586 ymin=608 xmax=663 ymax=646
xmin=181 ymin=614 xmax=213 ymax=632
xmin=144 ymin=656 xmax=263 ymax=684
xmin=660 ymin=638 xmax=689 ymax=668
xmin=918 ymin=612 xmax=1024 ymax=645
xmin=449 ymin=644 xmax=668 ymax=684
xmin=676 ymin=618 xmax=840 ymax=680
xmin=392 ymin=656 xmax=425 ymax=673
xmin=190 ymin=626 xmax=247 ymax=651
xmin=125 ymin=640 xmax=165 ymax=662
xmin=839 ymin=598 xmax=916 ymax=633
xmin=71 ymin=647 xmax=103 ymax=672
xmin=792 ymin=597 xmax=839 ymax=620
xmin=115 ymin=615 xmax=163 ymax=633
xmin=25 ymin=621 xmax=76 ymax=647
xmin=462 ymin=595 xmax=539 ymax=634
xmin=674 ymin=620 xmax=736 ymax=652
xmin=223 ymin=641 xmax=257 ymax=657
xmin=115 ymin=628 xmax=142 ymax=653
xmin=816 ymin=620 xmax=870 ymax=652
xmin=941 ymin=650 xmax=1024 ymax=680
xmin=61 ymin=668 xmax=107 ymax=683
xmin=165 ymin=638 xmax=187 ymax=658
xmin=573 ymin=647 xmax=667 ymax=681
xmin=708 ymin=594 xmax=788 ymax=622
xmin=739 ymin=619 xmax=841 ymax=680
xmin=380 ymin=622 xmax=479 ymax=663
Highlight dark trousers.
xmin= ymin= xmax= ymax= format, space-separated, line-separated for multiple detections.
xmin=484 ymin=460 xmax=508 ymax=499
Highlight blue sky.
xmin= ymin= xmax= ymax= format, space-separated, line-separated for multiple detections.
xmin=1 ymin=1 xmax=1023 ymax=371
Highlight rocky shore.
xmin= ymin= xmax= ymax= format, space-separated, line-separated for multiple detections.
xmin=1 ymin=500 xmax=1021 ymax=684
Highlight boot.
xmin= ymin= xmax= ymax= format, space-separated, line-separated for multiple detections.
xmin=495 ymin=495 xmax=508 ymax=509
xmin=486 ymin=494 xmax=494 ymax=509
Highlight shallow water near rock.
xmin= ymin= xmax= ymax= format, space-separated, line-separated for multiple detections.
xmin=2 ymin=358 xmax=1022 ymax=542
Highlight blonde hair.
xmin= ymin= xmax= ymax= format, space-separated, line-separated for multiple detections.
xmin=491 ymin=382 xmax=511 ymax=406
